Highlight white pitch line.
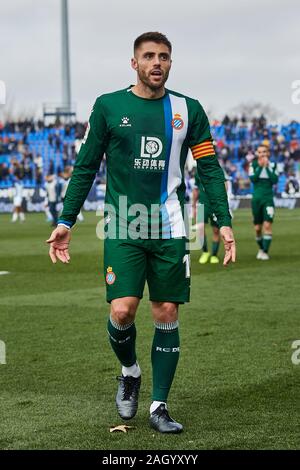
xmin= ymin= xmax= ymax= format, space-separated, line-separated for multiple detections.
xmin=0 ymin=271 xmax=10 ymax=275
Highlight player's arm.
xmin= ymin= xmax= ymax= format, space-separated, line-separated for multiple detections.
xmin=266 ymin=162 xmax=279 ymax=184
xmin=188 ymin=101 xmax=235 ymax=265
xmin=249 ymin=162 xmax=263 ymax=182
xmin=58 ymin=98 xmax=108 ymax=228
xmin=46 ymin=98 xmax=108 ymax=263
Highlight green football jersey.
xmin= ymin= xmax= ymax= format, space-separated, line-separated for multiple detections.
xmin=58 ymin=86 xmax=231 ymax=236
xmin=249 ymin=159 xmax=279 ymax=199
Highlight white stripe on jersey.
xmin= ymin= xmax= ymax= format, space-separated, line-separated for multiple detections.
xmin=165 ymin=94 xmax=188 ymax=237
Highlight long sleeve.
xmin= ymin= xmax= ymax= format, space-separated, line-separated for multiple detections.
xmin=58 ymin=98 xmax=109 ymax=227
xmin=188 ymin=100 xmax=231 ymax=228
xmin=266 ymin=163 xmax=279 ymax=184
xmin=196 ymin=157 xmax=231 ymax=227
xmin=249 ymin=163 xmax=263 ymax=183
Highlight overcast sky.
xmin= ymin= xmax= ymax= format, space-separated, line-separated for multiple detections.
xmin=0 ymin=0 xmax=299 ymax=122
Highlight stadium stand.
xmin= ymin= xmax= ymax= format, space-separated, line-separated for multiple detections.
xmin=0 ymin=116 xmax=299 ymax=199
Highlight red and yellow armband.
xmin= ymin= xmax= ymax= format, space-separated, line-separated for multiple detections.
xmin=191 ymin=140 xmax=215 ymax=160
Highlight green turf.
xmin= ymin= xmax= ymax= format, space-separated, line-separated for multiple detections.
xmin=0 ymin=209 xmax=300 ymax=450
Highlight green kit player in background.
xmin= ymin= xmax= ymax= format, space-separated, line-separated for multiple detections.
xmin=192 ymin=173 xmax=221 ymax=264
xmin=192 ymin=169 xmax=233 ymax=264
xmin=249 ymin=144 xmax=278 ymax=260
xmin=46 ymin=32 xmax=236 ymax=433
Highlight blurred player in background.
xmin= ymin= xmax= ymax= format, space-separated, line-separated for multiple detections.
xmin=192 ymin=173 xmax=221 ymax=264
xmin=192 ymin=168 xmax=233 ymax=264
xmin=249 ymin=144 xmax=278 ymax=260
xmin=11 ymin=174 xmax=25 ymax=223
xmin=45 ymin=174 xmax=62 ymax=227
xmin=61 ymin=166 xmax=84 ymax=222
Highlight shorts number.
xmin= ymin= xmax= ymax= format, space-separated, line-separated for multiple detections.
xmin=183 ymin=254 xmax=190 ymax=278
xmin=266 ymin=206 xmax=274 ymax=218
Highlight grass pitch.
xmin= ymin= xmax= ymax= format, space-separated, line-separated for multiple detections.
xmin=0 ymin=209 xmax=300 ymax=450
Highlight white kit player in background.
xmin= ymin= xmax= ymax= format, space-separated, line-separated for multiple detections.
xmin=223 ymin=168 xmax=235 ymax=217
xmin=11 ymin=176 xmax=25 ymax=223
xmin=61 ymin=167 xmax=84 ymax=222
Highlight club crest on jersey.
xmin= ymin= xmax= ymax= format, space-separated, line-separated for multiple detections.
xmin=106 ymin=266 xmax=116 ymax=285
xmin=171 ymin=113 xmax=184 ymax=130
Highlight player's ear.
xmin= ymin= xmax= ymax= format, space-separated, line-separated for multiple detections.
xmin=131 ymin=57 xmax=138 ymax=71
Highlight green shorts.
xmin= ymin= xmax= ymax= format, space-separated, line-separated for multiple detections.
xmin=104 ymin=237 xmax=190 ymax=304
xmin=197 ymin=200 xmax=219 ymax=227
xmin=204 ymin=204 xmax=218 ymax=227
xmin=251 ymin=198 xmax=275 ymax=225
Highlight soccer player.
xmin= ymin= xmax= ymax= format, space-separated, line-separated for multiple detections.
xmin=192 ymin=173 xmax=221 ymax=264
xmin=61 ymin=167 xmax=84 ymax=222
xmin=46 ymin=32 xmax=236 ymax=434
xmin=249 ymin=144 xmax=278 ymax=260
xmin=44 ymin=174 xmax=62 ymax=227
xmin=11 ymin=174 xmax=25 ymax=223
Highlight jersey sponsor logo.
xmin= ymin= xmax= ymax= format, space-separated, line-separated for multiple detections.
xmin=106 ymin=266 xmax=116 ymax=285
xmin=120 ymin=116 xmax=132 ymax=127
xmin=141 ymin=136 xmax=163 ymax=158
xmin=133 ymin=157 xmax=165 ymax=171
xmin=134 ymin=135 xmax=165 ymax=171
xmin=171 ymin=113 xmax=184 ymax=130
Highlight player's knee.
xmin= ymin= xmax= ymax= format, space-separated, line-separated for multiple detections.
xmin=263 ymin=222 xmax=272 ymax=232
xmin=254 ymin=225 xmax=262 ymax=234
xmin=153 ymin=302 xmax=178 ymax=323
xmin=111 ymin=303 xmax=136 ymax=325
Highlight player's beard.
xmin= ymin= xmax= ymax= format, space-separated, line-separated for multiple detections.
xmin=137 ymin=67 xmax=169 ymax=91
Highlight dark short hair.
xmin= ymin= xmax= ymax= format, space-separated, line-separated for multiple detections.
xmin=134 ymin=32 xmax=172 ymax=54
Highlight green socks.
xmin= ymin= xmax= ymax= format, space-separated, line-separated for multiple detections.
xmin=256 ymin=236 xmax=264 ymax=250
xmin=151 ymin=321 xmax=180 ymax=402
xmin=263 ymin=234 xmax=272 ymax=253
xmin=107 ymin=316 xmax=137 ymax=367
xmin=212 ymin=241 xmax=220 ymax=256
xmin=202 ymin=236 xmax=219 ymax=256
xmin=256 ymin=234 xmax=272 ymax=253
xmin=108 ymin=317 xmax=180 ymax=402
xmin=202 ymin=234 xmax=208 ymax=252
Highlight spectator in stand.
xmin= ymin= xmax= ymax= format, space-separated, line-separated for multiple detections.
xmin=0 ymin=116 xmax=299 ymax=200
xmin=285 ymin=173 xmax=300 ymax=195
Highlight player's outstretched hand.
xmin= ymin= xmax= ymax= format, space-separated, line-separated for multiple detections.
xmin=220 ymin=226 xmax=236 ymax=266
xmin=46 ymin=225 xmax=71 ymax=264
